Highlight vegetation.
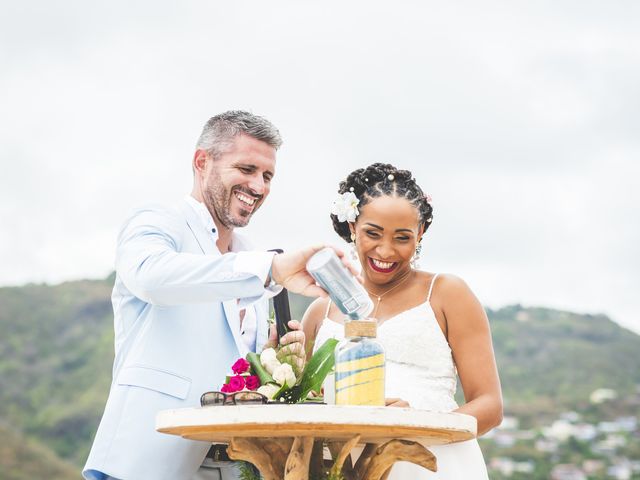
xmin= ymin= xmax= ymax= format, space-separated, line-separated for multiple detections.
xmin=0 ymin=422 xmax=79 ymax=480
xmin=0 ymin=277 xmax=638 ymax=478
xmin=0 ymin=277 xmax=114 ymax=470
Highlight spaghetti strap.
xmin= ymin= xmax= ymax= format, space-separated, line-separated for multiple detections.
xmin=427 ymin=273 xmax=439 ymax=302
xmin=324 ymin=299 xmax=332 ymax=318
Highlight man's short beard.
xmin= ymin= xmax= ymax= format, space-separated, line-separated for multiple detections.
xmin=204 ymin=185 xmax=252 ymax=229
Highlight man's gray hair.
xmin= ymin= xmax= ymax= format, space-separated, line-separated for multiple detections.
xmin=196 ymin=110 xmax=282 ymax=159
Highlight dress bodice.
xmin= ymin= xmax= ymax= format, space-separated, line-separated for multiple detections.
xmin=314 ymin=301 xmax=459 ymax=412
xmin=313 ymin=275 xmax=489 ymax=479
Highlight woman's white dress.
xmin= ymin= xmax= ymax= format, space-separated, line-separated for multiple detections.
xmin=313 ymin=274 xmax=489 ymax=479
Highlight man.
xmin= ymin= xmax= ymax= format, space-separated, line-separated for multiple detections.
xmin=83 ymin=111 xmax=345 ymax=480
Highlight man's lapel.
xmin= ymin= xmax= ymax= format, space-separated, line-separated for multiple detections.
xmin=179 ymin=198 xmax=247 ymax=356
xmin=223 ymin=300 xmax=249 ymax=357
xmin=178 ymin=199 xmax=217 ymax=255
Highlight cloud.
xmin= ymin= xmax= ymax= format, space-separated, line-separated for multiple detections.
xmin=1 ymin=1 xmax=638 ymax=332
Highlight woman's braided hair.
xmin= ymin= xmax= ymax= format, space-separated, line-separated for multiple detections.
xmin=331 ymin=163 xmax=434 ymax=243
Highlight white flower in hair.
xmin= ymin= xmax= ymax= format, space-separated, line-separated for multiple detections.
xmin=331 ymin=191 xmax=360 ymax=223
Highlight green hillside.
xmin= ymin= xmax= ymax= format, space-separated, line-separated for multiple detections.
xmin=488 ymin=305 xmax=640 ymax=425
xmin=0 ymin=423 xmax=78 ymax=480
xmin=0 ymin=277 xmax=114 ymax=469
xmin=0 ymin=277 xmax=639 ymax=478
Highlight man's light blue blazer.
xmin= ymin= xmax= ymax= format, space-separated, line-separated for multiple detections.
xmin=83 ymin=198 xmax=275 ymax=480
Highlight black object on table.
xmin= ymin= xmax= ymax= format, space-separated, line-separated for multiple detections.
xmin=269 ymin=249 xmax=292 ymax=341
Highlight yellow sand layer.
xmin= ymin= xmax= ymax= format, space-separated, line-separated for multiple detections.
xmin=335 ymin=366 xmax=385 ymax=391
xmin=335 ymin=353 xmax=385 ymax=373
xmin=336 ymin=379 xmax=385 ymax=406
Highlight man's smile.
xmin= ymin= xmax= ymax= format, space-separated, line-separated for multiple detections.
xmin=234 ymin=191 xmax=257 ymax=206
xmin=231 ymin=187 xmax=263 ymax=215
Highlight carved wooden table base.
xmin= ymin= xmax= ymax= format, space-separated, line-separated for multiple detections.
xmin=156 ymin=405 xmax=476 ymax=480
xmin=226 ymin=434 xmax=437 ymax=480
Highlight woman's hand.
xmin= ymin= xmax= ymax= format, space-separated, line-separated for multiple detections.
xmin=263 ymin=320 xmax=306 ymax=375
xmin=385 ymin=398 xmax=410 ymax=408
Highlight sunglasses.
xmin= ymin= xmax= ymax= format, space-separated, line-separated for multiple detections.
xmin=200 ymin=391 xmax=269 ymax=407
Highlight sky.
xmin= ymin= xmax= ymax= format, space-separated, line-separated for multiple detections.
xmin=1 ymin=1 xmax=639 ymax=333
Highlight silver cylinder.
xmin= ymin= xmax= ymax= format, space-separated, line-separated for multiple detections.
xmin=306 ymin=247 xmax=373 ymax=320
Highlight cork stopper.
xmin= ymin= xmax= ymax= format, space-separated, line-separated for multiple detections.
xmin=344 ymin=320 xmax=377 ymax=338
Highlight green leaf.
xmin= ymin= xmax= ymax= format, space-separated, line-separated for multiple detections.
xmin=246 ymin=352 xmax=274 ymax=386
xmin=238 ymin=461 xmax=261 ymax=480
xmin=273 ymin=382 xmax=289 ymax=399
xmin=277 ymin=338 xmax=338 ymax=403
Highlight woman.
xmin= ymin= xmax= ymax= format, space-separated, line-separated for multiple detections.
xmin=302 ymin=163 xmax=503 ymax=478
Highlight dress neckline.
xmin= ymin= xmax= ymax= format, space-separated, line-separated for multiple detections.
xmin=321 ymin=299 xmax=448 ymax=344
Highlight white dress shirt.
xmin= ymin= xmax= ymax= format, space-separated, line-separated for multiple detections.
xmin=184 ymin=195 xmax=262 ymax=351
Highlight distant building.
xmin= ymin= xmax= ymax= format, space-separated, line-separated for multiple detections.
xmin=551 ymin=464 xmax=587 ymax=480
xmin=499 ymin=415 xmax=519 ymax=430
xmin=594 ymin=434 xmax=627 ymax=454
xmin=514 ymin=429 xmax=536 ymax=441
xmin=514 ymin=461 xmax=535 ymax=474
xmin=493 ymin=432 xmax=516 ymax=447
xmin=489 ymin=457 xmax=516 ymax=476
xmin=572 ymin=423 xmax=597 ymax=441
xmin=582 ymin=459 xmax=605 ymax=476
xmin=489 ymin=457 xmax=535 ymax=476
xmin=590 ymin=388 xmax=618 ymax=404
xmin=607 ymin=460 xmax=632 ymax=480
xmin=544 ymin=420 xmax=575 ymax=441
xmin=613 ymin=416 xmax=637 ymax=432
xmin=560 ymin=411 xmax=581 ymax=423
xmin=536 ymin=438 xmax=559 ymax=452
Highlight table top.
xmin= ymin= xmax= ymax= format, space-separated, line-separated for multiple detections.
xmin=156 ymin=404 xmax=477 ymax=446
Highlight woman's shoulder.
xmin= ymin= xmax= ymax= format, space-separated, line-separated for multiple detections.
xmin=413 ymin=270 xmax=466 ymax=288
xmin=432 ymin=272 xmax=468 ymax=287
xmin=418 ymin=271 xmax=475 ymax=300
xmin=427 ymin=272 xmax=485 ymax=327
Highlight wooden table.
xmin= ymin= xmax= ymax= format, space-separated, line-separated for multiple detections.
xmin=157 ymin=404 xmax=476 ymax=480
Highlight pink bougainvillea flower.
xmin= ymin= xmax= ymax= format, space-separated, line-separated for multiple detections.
xmin=228 ymin=375 xmax=246 ymax=393
xmin=245 ymin=375 xmax=260 ymax=391
xmin=231 ymin=358 xmax=251 ymax=375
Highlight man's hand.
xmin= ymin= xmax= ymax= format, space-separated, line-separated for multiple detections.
xmin=263 ymin=320 xmax=306 ymax=376
xmin=270 ymin=245 xmax=360 ymax=297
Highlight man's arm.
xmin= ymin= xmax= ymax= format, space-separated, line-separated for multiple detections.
xmin=116 ymin=205 xmax=272 ymax=306
xmin=115 ymin=206 xmax=356 ymax=306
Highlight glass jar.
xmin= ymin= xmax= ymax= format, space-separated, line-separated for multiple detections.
xmin=334 ymin=320 xmax=385 ymax=406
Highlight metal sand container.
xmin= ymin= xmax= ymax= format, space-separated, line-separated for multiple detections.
xmin=306 ymin=247 xmax=373 ymax=321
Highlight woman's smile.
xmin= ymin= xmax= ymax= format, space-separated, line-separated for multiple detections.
xmin=368 ymin=257 xmax=399 ymax=273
